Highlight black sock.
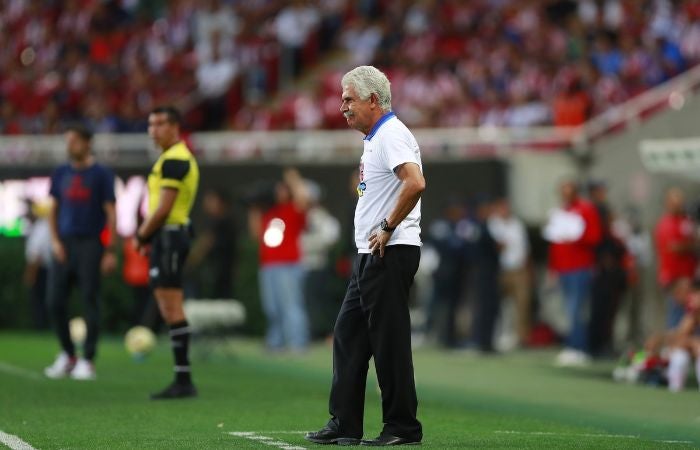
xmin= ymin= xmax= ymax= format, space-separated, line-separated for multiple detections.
xmin=169 ymin=321 xmax=192 ymax=385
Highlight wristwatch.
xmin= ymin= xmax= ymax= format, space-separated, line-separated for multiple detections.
xmin=380 ymin=218 xmax=396 ymax=232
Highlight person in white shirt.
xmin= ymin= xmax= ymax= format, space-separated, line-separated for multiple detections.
xmin=488 ymin=198 xmax=532 ymax=347
xmin=306 ymin=66 xmax=425 ymax=447
xmin=274 ymin=0 xmax=320 ymax=87
xmin=194 ymin=0 xmax=239 ymax=47
xmin=24 ymin=200 xmax=53 ymax=329
xmin=196 ymin=31 xmax=237 ymax=130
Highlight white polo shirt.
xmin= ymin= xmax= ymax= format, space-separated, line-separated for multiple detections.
xmin=354 ymin=112 xmax=422 ymax=253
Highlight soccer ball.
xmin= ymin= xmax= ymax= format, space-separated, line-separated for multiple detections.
xmin=124 ymin=326 xmax=156 ymax=358
xmin=69 ymin=317 xmax=87 ymax=345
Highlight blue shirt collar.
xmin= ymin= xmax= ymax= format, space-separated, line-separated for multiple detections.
xmin=363 ymin=111 xmax=396 ymax=141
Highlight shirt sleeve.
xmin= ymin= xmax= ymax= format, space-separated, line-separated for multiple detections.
xmin=49 ymin=168 xmax=61 ymax=199
xmin=101 ymin=167 xmax=116 ymax=203
xmin=160 ymin=159 xmax=190 ymax=189
xmin=487 ymin=218 xmax=501 ymax=242
xmin=654 ymin=220 xmax=665 ymax=254
xmin=577 ymin=203 xmax=602 ymax=247
xmin=511 ymin=220 xmax=528 ymax=263
xmin=381 ymin=129 xmax=420 ymax=173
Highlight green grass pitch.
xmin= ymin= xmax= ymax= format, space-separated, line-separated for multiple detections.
xmin=1 ymin=332 xmax=699 ymax=449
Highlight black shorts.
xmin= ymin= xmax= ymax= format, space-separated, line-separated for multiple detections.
xmin=149 ymin=226 xmax=191 ymax=289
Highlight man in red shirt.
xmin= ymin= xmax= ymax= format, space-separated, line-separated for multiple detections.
xmin=545 ymin=180 xmax=602 ymax=366
xmin=655 ymin=187 xmax=697 ymax=328
xmin=248 ymin=168 xmax=310 ymax=351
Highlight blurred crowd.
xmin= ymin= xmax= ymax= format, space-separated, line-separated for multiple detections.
xmin=2 ymin=0 xmax=700 ymax=134
xmin=0 ymin=0 xmax=331 ymax=134
xmin=363 ymin=0 xmax=700 ymax=128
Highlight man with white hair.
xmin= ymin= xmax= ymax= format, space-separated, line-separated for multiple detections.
xmin=306 ymin=66 xmax=425 ymax=446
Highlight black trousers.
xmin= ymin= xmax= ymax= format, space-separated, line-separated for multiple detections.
xmin=328 ymin=245 xmax=422 ymax=440
xmin=429 ymin=277 xmax=464 ymax=348
xmin=48 ymin=236 xmax=103 ymax=361
xmin=472 ymin=269 xmax=500 ymax=352
xmin=29 ymin=267 xmax=50 ymax=330
xmin=589 ymin=268 xmax=626 ymax=355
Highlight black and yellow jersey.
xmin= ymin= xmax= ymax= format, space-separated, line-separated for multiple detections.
xmin=147 ymin=141 xmax=199 ymax=225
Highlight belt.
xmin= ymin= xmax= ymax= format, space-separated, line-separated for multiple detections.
xmin=163 ymin=223 xmax=190 ymax=231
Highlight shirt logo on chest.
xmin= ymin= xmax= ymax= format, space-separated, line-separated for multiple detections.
xmin=357 ymin=162 xmax=366 ymax=197
xmin=65 ymin=175 xmax=91 ymax=202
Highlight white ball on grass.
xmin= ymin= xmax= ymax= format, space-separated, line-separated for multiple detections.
xmin=124 ymin=326 xmax=156 ymax=359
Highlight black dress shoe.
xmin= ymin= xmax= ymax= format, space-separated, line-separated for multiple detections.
xmin=149 ymin=382 xmax=198 ymax=400
xmin=361 ymin=434 xmax=421 ymax=446
xmin=304 ymin=427 xmax=361 ymax=445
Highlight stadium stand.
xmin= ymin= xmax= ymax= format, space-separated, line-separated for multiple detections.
xmin=1 ymin=0 xmax=699 ymax=134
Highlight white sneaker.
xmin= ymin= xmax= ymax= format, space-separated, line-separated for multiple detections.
xmin=555 ymin=349 xmax=591 ymax=367
xmin=44 ymin=352 xmax=76 ymax=379
xmin=569 ymin=350 xmax=591 ymax=367
xmin=70 ymin=359 xmax=96 ymax=381
xmin=555 ymin=349 xmax=575 ymax=366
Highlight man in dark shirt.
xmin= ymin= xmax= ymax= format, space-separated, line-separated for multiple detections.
xmin=186 ymin=187 xmax=237 ymax=299
xmin=44 ymin=125 xmax=117 ymax=380
xmin=588 ymin=181 xmax=627 ymax=356
xmin=426 ymin=199 xmax=473 ymax=348
xmin=471 ymin=197 xmax=501 ymax=353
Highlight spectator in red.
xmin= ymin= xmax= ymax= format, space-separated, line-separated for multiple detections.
xmin=231 ymin=96 xmax=272 ymax=131
xmin=655 ymin=187 xmax=698 ymax=328
xmin=544 ymin=179 xmax=602 ymax=366
xmin=0 ymin=101 xmax=23 ymax=134
xmin=552 ymin=76 xmax=591 ymax=127
xmin=247 ymin=168 xmax=310 ymax=352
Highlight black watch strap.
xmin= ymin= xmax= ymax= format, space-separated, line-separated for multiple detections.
xmin=380 ymin=218 xmax=396 ymax=232
xmin=136 ymin=233 xmax=150 ymax=245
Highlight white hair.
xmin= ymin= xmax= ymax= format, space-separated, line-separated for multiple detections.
xmin=341 ymin=65 xmax=392 ymax=112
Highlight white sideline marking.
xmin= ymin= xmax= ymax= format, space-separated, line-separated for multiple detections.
xmin=496 ymin=430 xmax=692 ymax=445
xmin=229 ymin=431 xmax=306 ymax=449
xmin=251 ymin=431 xmax=310 ymax=434
xmin=0 ymin=362 xmax=42 ymax=381
xmin=0 ymin=430 xmax=38 ymax=450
